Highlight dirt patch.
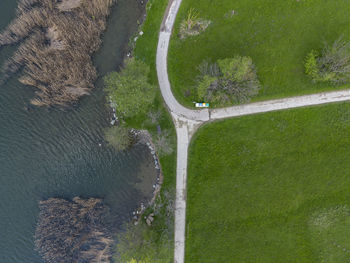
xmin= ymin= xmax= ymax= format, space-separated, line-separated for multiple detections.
xmin=57 ymin=0 xmax=82 ymax=11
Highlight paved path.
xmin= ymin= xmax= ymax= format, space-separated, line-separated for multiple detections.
xmin=156 ymin=0 xmax=350 ymax=262
xmin=211 ymin=89 xmax=350 ymax=120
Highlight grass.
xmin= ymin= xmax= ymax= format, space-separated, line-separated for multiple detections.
xmin=187 ymin=102 xmax=350 ymax=263
xmin=168 ymin=0 xmax=350 ymax=108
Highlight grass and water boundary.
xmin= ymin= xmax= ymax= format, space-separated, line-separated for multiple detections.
xmin=109 ymin=0 xmax=176 ymax=262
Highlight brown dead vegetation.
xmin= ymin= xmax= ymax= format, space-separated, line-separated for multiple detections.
xmin=35 ymin=197 xmax=114 ymax=263
xmin=0 ymin=0 xmax=115 ymax=106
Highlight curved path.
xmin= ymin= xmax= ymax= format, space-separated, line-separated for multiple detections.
xmin=156 ymin=1 xmax=350 ymax=262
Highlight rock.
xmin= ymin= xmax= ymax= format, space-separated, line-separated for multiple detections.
xmin=146 ymin=213 xmax=154 ymax=226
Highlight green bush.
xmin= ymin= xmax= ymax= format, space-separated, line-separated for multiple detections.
xmin=305 ymin=37 xmax=350 ymax=84
xmin=104 ymin=58 xmax=156 ymax=118
xmin=304 ymin=50 xmax=319 ymax=78
xmin=114 ymin=191 xmax=175 ymax=263
xmin=196 ymin=56 xmax=260 ymax=105
xmin=196 ymin=75 xmax=217 ymax=101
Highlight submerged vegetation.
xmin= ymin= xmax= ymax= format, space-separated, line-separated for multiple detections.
xmin=0 ymin=0 xmax=115 ymax=106
xmin=104 ymin=125 xmax=133 ymax=151
xmin=35 ymin=197 xmax=113 ymax=263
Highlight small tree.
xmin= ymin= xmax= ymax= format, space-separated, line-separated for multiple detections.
xmin=305 ymin=37 xmax=350 ymax=84
xmin=196 ymin=56 xmax=260 ymax=104
xmin=179 ymin=8 xmax=211 ymax=39
xmin=197 ymin=75 xmax=218 ymax=101
xmin=147 ymin=110 xmax=162 ymax=124
xmin=104 ymin=58 xmax=156 ymax=118
xmin=154 ymin=130 xmax=174 ymax=157
xmin=115 ymin=190 xmax=174 ymax=263
xmin=104 ymin=125 xmax=132 ymax=151
xmin=182 ymin=8 xmax=199 ymax=32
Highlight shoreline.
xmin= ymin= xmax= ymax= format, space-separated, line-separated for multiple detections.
xmin=109 ymin=0 xmax=177 ymax=260
xmin=105 ymin=0 xmax=164 ymax=224
xmin=131 ymin=129 xmax=164 ymax=221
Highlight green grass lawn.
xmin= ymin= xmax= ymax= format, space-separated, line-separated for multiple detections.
xmin=187 ymin=102 xmax=350 ymax=262
xmin=168 ymin=0 xmax=350 ymax=107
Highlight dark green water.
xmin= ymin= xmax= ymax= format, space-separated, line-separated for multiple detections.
xmin=0 ymin=1 xmax=153 ymax=262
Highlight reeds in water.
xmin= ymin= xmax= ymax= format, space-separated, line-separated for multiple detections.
xmin=0 ymin=0 xmax=115 ymax=106
xmin=35 ymin=197 xmax=113 ymax=263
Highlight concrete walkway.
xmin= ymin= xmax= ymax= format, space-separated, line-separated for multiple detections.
xmin=156 ymin=0 xmax=350 ymax=262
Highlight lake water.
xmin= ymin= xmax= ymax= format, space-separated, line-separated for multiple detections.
xmin=0 ymin=1 xmax=154 ymax=262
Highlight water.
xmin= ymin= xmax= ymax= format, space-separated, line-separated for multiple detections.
xmin=0 ymin=1 xmax=153 ymax=262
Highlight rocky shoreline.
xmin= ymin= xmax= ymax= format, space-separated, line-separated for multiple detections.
xmin=106 ymin=0 xmax=163 ymax=225
xmin=132 ymin=129 xmax=163 ymax=210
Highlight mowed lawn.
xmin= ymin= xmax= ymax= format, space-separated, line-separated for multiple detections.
xmin=187 ymin=102 xmax=350 ymax=263
xmin=168 ymin=0 xmax=350 ymax=107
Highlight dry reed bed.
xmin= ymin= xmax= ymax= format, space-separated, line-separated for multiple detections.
xmin=0 ymin=0 xmax=115 ymax=106
xmin=35 ymin=197 xmax=113 ymax=263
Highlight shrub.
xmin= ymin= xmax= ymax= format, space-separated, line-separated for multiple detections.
xmin=147 ymin=110 xmax=162 ymax=124
xmin=305 ymin=50 xmax=319 ymax=79
xmin=179 ymin=8 xmax=211 ymax=39
xmin=104 ymin=125 xmax=132 ymax=151
xmin=154 ymin=130 xmax=174 ymax=157
xmin=305 ymin=37 xmax=350 ymax=84
xmin=114 ymin=191 xmax=175 ymax=263
xmin=196 ymin=56 xmax=260 ymax=104
xmin=104 ymin=58 xmax=156 ymax=118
